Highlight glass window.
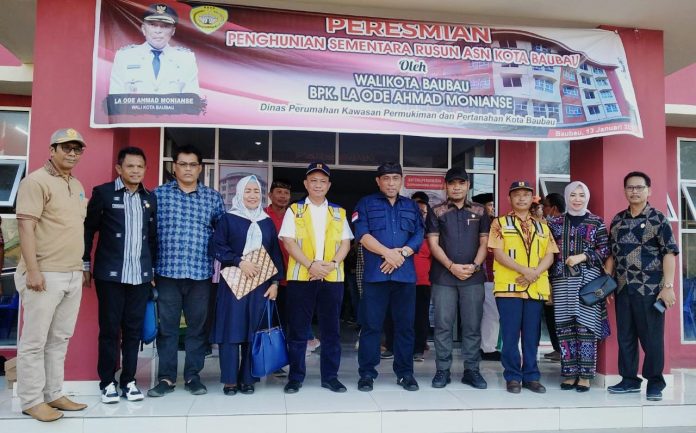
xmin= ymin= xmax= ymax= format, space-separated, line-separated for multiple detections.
xmin=680 ymin=140 xmax=696 ymax=180
xmin=502 ymin=76 xmax=522 ymax=87
xmin=581 ymin=75 xmax=592 ymax=85
xmin=605 ymin=104 xmax=619 ymax=113
xmin=563 ymin=69 xmax=576 ymax=82
xmin=539 ymin=141 xmax=570 ymax=175
xmin=588 ymin=105 xmax=600 ymax=115
xmin=403 ymin=136 xmax=448 ymax=168
xmin=339 ymin=133 xmax=399 ymax=166
xmin=452 ymin=139 xmax=495 ymax=170
xmin=219 ymin=129 xmax=269 ymax=161
xmin=682 ymin=184 xmax=696 ymax=229
xmin=540 ymin=178 xmax=570 ymax=197
xmin=272 ymin=130 xmax=335 ymax=164
xmin=566 ymin=105 xmax=582 ymax=117
xmin=563 ymin=86 xmax=579 ymax=97
xmin=164 ymin=128 xmax=215 ymax=160
xmin=0 ymin=110 xmax=30 ymax=157
xmin=0 ymin=160 xmax=25 ymax=206
xmin=470 ymin=173 xmax=495 ymax=198
xmin=682 ymin=233 xmax=696 ymax=341
xmin=534 ymin=78 xmax=553 ymax=93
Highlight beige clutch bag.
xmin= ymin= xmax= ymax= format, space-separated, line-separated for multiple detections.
xmin=220 ymin=246 xmax=278 ymax=300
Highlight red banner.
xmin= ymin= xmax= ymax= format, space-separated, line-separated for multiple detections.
xmin=91 ymin=1 xmax=642 ymax=141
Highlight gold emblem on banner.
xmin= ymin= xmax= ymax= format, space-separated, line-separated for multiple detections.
xmin=190 ymin=5 xmax=228 ymax=34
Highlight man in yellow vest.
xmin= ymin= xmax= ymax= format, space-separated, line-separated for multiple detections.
xmin=488 ymin=181 xmax=558 ymax=394
xmin=278 ymin=162 xmax=353 ymax=394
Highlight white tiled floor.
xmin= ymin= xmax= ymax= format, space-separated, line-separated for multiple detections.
xmin=1 ymin=345 xmax=696 ymax=433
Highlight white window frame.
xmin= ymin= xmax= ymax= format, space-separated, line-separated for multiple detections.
xmin=667 ymin=194 xmax=678 ymax=222
xmin=677 ymin=137 xmax=696 ymax=344
xmin=565 ymin=105 xmax=582 ymax=117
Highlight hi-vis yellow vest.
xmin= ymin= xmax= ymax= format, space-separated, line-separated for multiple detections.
xmin=286 ymin=199 xmax=346 ymax=282
xmin=493 ymin=215 xmax=552 ymax=300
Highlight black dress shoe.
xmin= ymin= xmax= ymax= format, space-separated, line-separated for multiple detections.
xmin=240 ymin=383 xmax=255 ymax=394
xmin=576 ymin=384 xmax=590 ymax=393
xmin=480 ymin=350 xmax=502 ymax=361
xmin=506 ymin=380 xmax=521 ymax=394
xmin=431 ymin=370 xmax=451 ymax=388
xmin=321 ymin=378 xmax=347 ymax=393
xmin=284 ymin=380 xmax=302 ymax=394
xmin=357 ymin=377 xmax=374 ymax=392
xmin=397 ymin=375 xmax=419 ymax=391
xmin=522 ymin=381 xmax=547 ymax=394
xmin=461 ymin=369 xmax=487 ymax=389
xmin=560 ymin=379 xmax=578 ymax=390
xmin=223 ymin=385 xmax=237 ymax=395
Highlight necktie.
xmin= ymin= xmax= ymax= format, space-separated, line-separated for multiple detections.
xmin=152 ymin=50 xmax=162 ymax=78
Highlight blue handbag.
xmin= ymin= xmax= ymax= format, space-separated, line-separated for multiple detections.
xmin=251 ymin=299 xmax=288 ymax=378
xmin=579 ymin=274 xmax=617 ymax=306
xmin=141 ymin=287 xmax=159 ymax=345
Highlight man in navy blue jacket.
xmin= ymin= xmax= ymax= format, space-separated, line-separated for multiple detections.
xmin=84 ymin=147 xmax=157 ymax=404
xmin=353 ymin=162 xmax=424 ymax=392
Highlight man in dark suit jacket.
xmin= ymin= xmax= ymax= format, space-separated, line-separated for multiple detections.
xmin=83 ymin=146 xmax=157 ymax=404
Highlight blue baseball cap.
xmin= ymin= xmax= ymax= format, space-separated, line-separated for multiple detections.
xmin=306 ymin=162 xmax=330 ymax=178
xmin=509 ymin=180 xmax=533 ymax=193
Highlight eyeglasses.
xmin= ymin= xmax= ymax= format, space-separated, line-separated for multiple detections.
xmin=175 ymin=161 xmax=201 ymax=169
xmin=624 ymin=185 xmax=647 ymax=192
xmin=58 ymin=143 xmax=84 ymax=155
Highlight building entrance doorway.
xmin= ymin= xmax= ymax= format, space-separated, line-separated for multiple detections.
xmin=272 ymin=167 xmax=378 ymax=214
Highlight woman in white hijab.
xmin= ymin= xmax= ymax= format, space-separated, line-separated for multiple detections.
xmin=546 ymin=181 xmax=611 ymax=392
xmin=209 ymin=175 xmax=284 ymax=396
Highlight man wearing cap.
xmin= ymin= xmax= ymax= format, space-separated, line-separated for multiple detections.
xmin=427 ymin=167 xmax=490 ymax=389
xmin=279 ymin=163 xmax=353 ymax=393
xmin=15 ymin=128 xmax=88 ymax=421
xmin=353 ymin=162 xmax=424 ymax=392
xmin=109 ymin=3 xmax=200 ymax=95
xmin=488 ymin=181 xmax=558 ymax=394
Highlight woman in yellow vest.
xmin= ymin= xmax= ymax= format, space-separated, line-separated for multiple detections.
xmin=278 ymin=162 xmax=353 ymax=394
xmin=488 ymin=181 xmax=559 ymax=394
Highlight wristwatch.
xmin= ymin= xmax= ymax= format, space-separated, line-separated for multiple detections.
xmin=472 ymin=263 xmax=482 ymax=272
xmin=331 ymin=260 xmax=339 ymax=270
xmin=659 ymin=282 xmax=674 ymax=289
xmin=401 ymin=249 xmax=410 ymax=258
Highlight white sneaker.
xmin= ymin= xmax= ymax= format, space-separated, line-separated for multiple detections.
xmin=101 ymin=383 xmax=120 ymax=404
xmin=122 ymin=381 xmax=145 ymax=402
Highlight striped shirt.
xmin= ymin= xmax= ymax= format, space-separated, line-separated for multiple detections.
xmin=115 ymin=177 xmax=145 ymax=284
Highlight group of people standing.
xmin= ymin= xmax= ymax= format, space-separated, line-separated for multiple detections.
xmin=12 ymin=127 xmax=678 ymax=423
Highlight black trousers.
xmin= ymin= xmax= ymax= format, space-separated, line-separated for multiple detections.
xmin=544 ymin=303 xmax=560 ymax=352
xmin=95 ymin=279 xmax=150 ymax=390
xmin=385 ymin=284 xmax=431 ymax=354
xmin=615 ymin=289 xmax=666 ymax=391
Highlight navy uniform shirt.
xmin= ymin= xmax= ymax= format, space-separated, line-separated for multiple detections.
xmin=353 ymin=192 xmax=424 ymax=283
